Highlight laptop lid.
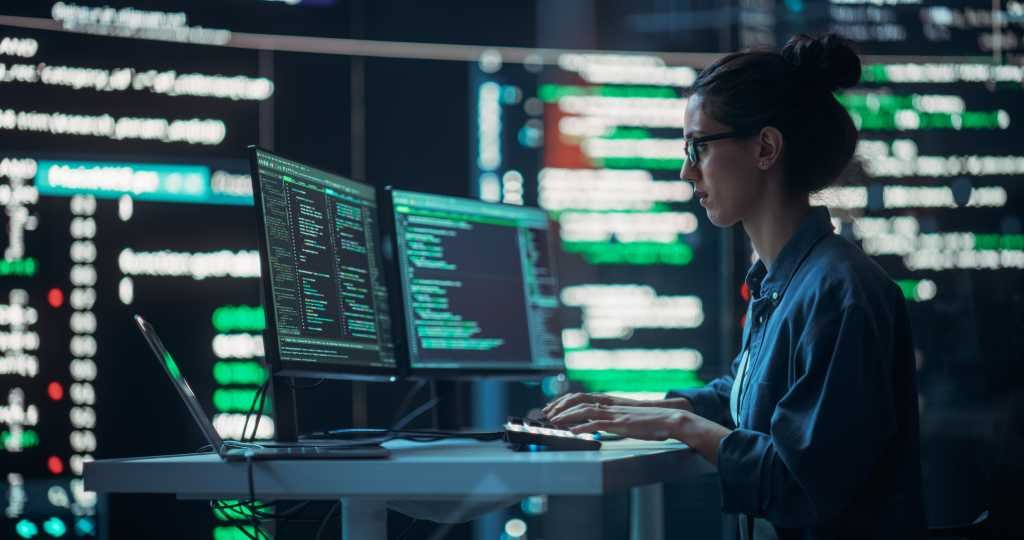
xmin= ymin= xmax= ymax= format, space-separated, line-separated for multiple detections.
xmin=134 ymin=314 xmax=227 ymax=454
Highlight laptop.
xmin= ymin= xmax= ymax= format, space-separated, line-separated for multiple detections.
xmin=133 ymin=315 xmax=390 ymax=460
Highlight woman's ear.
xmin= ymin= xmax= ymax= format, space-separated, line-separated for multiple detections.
xmin=756 ymin=127 xmax=784 ymax=170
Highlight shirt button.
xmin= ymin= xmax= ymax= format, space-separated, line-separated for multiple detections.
xmin=771 ymin=291 xmax=779 ymax=301
xmin=758 ymin=315 xmax=765 ymax=324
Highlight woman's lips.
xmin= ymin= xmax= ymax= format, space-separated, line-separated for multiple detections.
xmin=694 ymin=190 xmax=708 ymax=205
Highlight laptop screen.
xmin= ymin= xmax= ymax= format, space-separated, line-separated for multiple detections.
xmin=134 ymin=315 xmax=226 ymax=453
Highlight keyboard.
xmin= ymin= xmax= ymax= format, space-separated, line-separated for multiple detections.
xmin=504 ymin=417 xmax=602 ymax=451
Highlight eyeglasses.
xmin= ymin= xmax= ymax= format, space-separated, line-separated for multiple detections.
xmin=683 ymin=130 xmax=756 ymax=166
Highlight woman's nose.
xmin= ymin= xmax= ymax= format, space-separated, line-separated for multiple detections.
xmin=680 ymin=157 xmax=700 ymax=183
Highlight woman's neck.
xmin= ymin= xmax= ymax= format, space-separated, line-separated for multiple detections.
xmin=742 ymin=190 xmax=811 ymax=269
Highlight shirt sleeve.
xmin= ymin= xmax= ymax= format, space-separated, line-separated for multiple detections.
xmin=716 ymin=304 xmax=898 ymax=527
xmin=666 ymin=351 xmax=740 ymax=428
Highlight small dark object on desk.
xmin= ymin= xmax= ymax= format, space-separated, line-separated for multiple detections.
xmin=222 ymin=444 xmax=391 ymax=461
xmin=302 ymin=428 xmax=504 ymax=442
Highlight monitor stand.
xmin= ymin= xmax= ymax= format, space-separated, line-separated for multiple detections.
xmin=268 ymin=375 xmax=391 ymax=446
xmin=270 ymin=375 xmax=300 ymax=443
xmin=273 ymin=376 xmax=503 ymax=444
xmin=271 ymin=375 xmax=428 ymax=445
xmin=432 ymin=379 xmax=510 ymax=437
xmin=431 ymin=380 xmax=468 ymax=431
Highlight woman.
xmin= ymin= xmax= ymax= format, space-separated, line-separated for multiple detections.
xmin=544 ymin=34 xmax=926 ymax=539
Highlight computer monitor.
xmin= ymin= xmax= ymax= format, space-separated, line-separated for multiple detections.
xmin=380 ymin=188 xmax=565 ymax=378
xmin=249 ymin=147 xmax=396 ymax=380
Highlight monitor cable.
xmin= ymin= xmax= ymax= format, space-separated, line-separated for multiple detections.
xmin=314 ymin=501 xmax=341 ymax=540
xmin=391 ymin=380 xmax=427 ymax=428
xmin=248 ymin=384 xmax=269 ymax=443
xmin=288 ymin=377 xmax=326 ymax=390
xmin=240 ymin=379 xmax=270 ymax=444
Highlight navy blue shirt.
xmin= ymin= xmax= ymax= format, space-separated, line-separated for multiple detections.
xmin=670 ymin=207 xmax=926 ymax=538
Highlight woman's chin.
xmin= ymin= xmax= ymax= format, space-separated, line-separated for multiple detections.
xmin=705 ymin=208 xmax=723 ymax=227
xmin=705 ymin=208 xmax=736 ymax=228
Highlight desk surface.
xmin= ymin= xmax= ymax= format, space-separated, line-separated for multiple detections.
xmin=84 ymin=438 xmax=715 ymax=500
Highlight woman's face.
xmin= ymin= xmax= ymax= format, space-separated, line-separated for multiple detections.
xmin=679 ymin=95 xmax=763 ymax=227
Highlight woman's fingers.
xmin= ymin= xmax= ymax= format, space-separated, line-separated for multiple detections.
xmin=541 ymin=392 xmax=575 ymax=416
xmin=548 ymin=403 xmax=615 ymax=426
xmin=544 ymin=393 xmax=599 ymax=419
xmin=569 ymin=420 xmax=614 ymax=434
xmin=547 ymin=402 xmax=591 ymax=424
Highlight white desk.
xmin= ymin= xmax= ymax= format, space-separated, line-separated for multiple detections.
xmin=84 ymin=438 xmax=715 ymax=539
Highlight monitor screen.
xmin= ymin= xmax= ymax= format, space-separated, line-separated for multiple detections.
xmin=250 ymin=147 xmax=396 ymax=379
xmin=385 ymin=189 xmax=564 ymax=376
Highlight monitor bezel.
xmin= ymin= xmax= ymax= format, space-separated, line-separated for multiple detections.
xmin=248 ymin=145 xmax=399 ymax=382
xmin=379 ymin=185 xmax=566 ymax=380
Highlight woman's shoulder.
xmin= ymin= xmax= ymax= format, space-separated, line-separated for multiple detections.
xmin=793 ymin=232 xmax=902 ymax=315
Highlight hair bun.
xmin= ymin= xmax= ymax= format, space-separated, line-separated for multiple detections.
xmin=781 ymin=33 xmax=861 ymax=92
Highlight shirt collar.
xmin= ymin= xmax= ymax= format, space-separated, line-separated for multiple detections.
xmin=744 ymin=207 xmax=834 ymax=302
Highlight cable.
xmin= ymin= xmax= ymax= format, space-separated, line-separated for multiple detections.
xmin=390 ymin=380 xmax=427 ymax=428
xmin=241 ymin=381 xmax=267 ymax=441
xmin=247 ymin=452 xmax=259 ymax=538
xmin=212 ymin=499 xmax=315 ymax=523
xmin=314 ymin=501 xmax=341 ymax=540
xmin=245 ymin=376 xmax=318 ymax=443
xmin=240 ymin=379 xmax=269 ymax=444
xmin=248 ymin=382 xmax=270 ymax=443
xmin=211 ymin=499 xmax=275 ymax=511
xmin=395 ymin=518 xmax=419 ymax=536
xmin=393 ymin=428 xmax=503 ymax=441
xmin=288 ymin=377 xmax=326 ymax=389
xmin=303 ymin=425 xmax=503 ymax=444
xmin=232 ymin=524 xmax=262 ymax=540
xmin=391 ymin=396 xmax=440 ymax=433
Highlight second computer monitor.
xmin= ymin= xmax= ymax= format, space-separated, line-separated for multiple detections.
xmin=383 ymin=188 xmax=564 ymax=377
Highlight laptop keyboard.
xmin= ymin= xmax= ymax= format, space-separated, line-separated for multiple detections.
xmin=224 ymin=443 xmax=390 ymax=459
xmin=273 ymin=446 xmax=329 ymax=455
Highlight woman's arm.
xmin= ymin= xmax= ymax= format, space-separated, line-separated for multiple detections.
xmin=662 ymin=397 xmax=695 ymax=412
xmin=671 ymin=410 xmax=732 ymax=463
xmin=716 ymin=305 xmax=900 ymax=528
xmin=548 ymin=404 xmax=731 ymax=464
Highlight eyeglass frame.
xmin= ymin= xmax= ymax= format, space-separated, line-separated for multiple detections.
xmin=683 ymin=130 xmax=759 ymax=166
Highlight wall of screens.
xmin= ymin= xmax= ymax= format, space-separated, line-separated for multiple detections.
xmin=0 ymin=7 xmax=275 ymax=540
xmin=472 ymin=52 xmax=1024 ymax=528
xmin=482 ymin=1 xmax=1024 ymax=531
xmin=471 ymin=55 xmax=731 ymax=402
xmin=0 ymin=1 xmax=1021 ymax=539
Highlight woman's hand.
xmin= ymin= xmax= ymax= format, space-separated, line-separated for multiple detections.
xmin=542 ymin=393 xmax=694 ymax=421
xmin=547 ymin=402 xmax=732 ymax=464
xmin=542 ymin=392 xmax=650 ymax=421
xmin=548 ymin=403 xmax=685 ymax=441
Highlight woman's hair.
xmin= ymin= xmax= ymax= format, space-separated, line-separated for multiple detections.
xmin=691 ymin=34 xmax=862 ymax=194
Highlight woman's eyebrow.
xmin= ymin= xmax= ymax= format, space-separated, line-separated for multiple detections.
xmin=683 ymin=130 xmax=706 ymax=138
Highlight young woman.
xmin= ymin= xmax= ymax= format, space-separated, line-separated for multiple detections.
xmin=544 ymin=34 xmax=926 ymax=539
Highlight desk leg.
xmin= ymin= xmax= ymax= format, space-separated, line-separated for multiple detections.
xmin=629 ymin=483 xmax=664 ymax=540
xmin=341 ymin=499 xmax=386 ymax=540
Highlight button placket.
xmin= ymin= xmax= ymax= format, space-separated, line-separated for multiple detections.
xmin=740 ymin=297 xmax=773 ymax=425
